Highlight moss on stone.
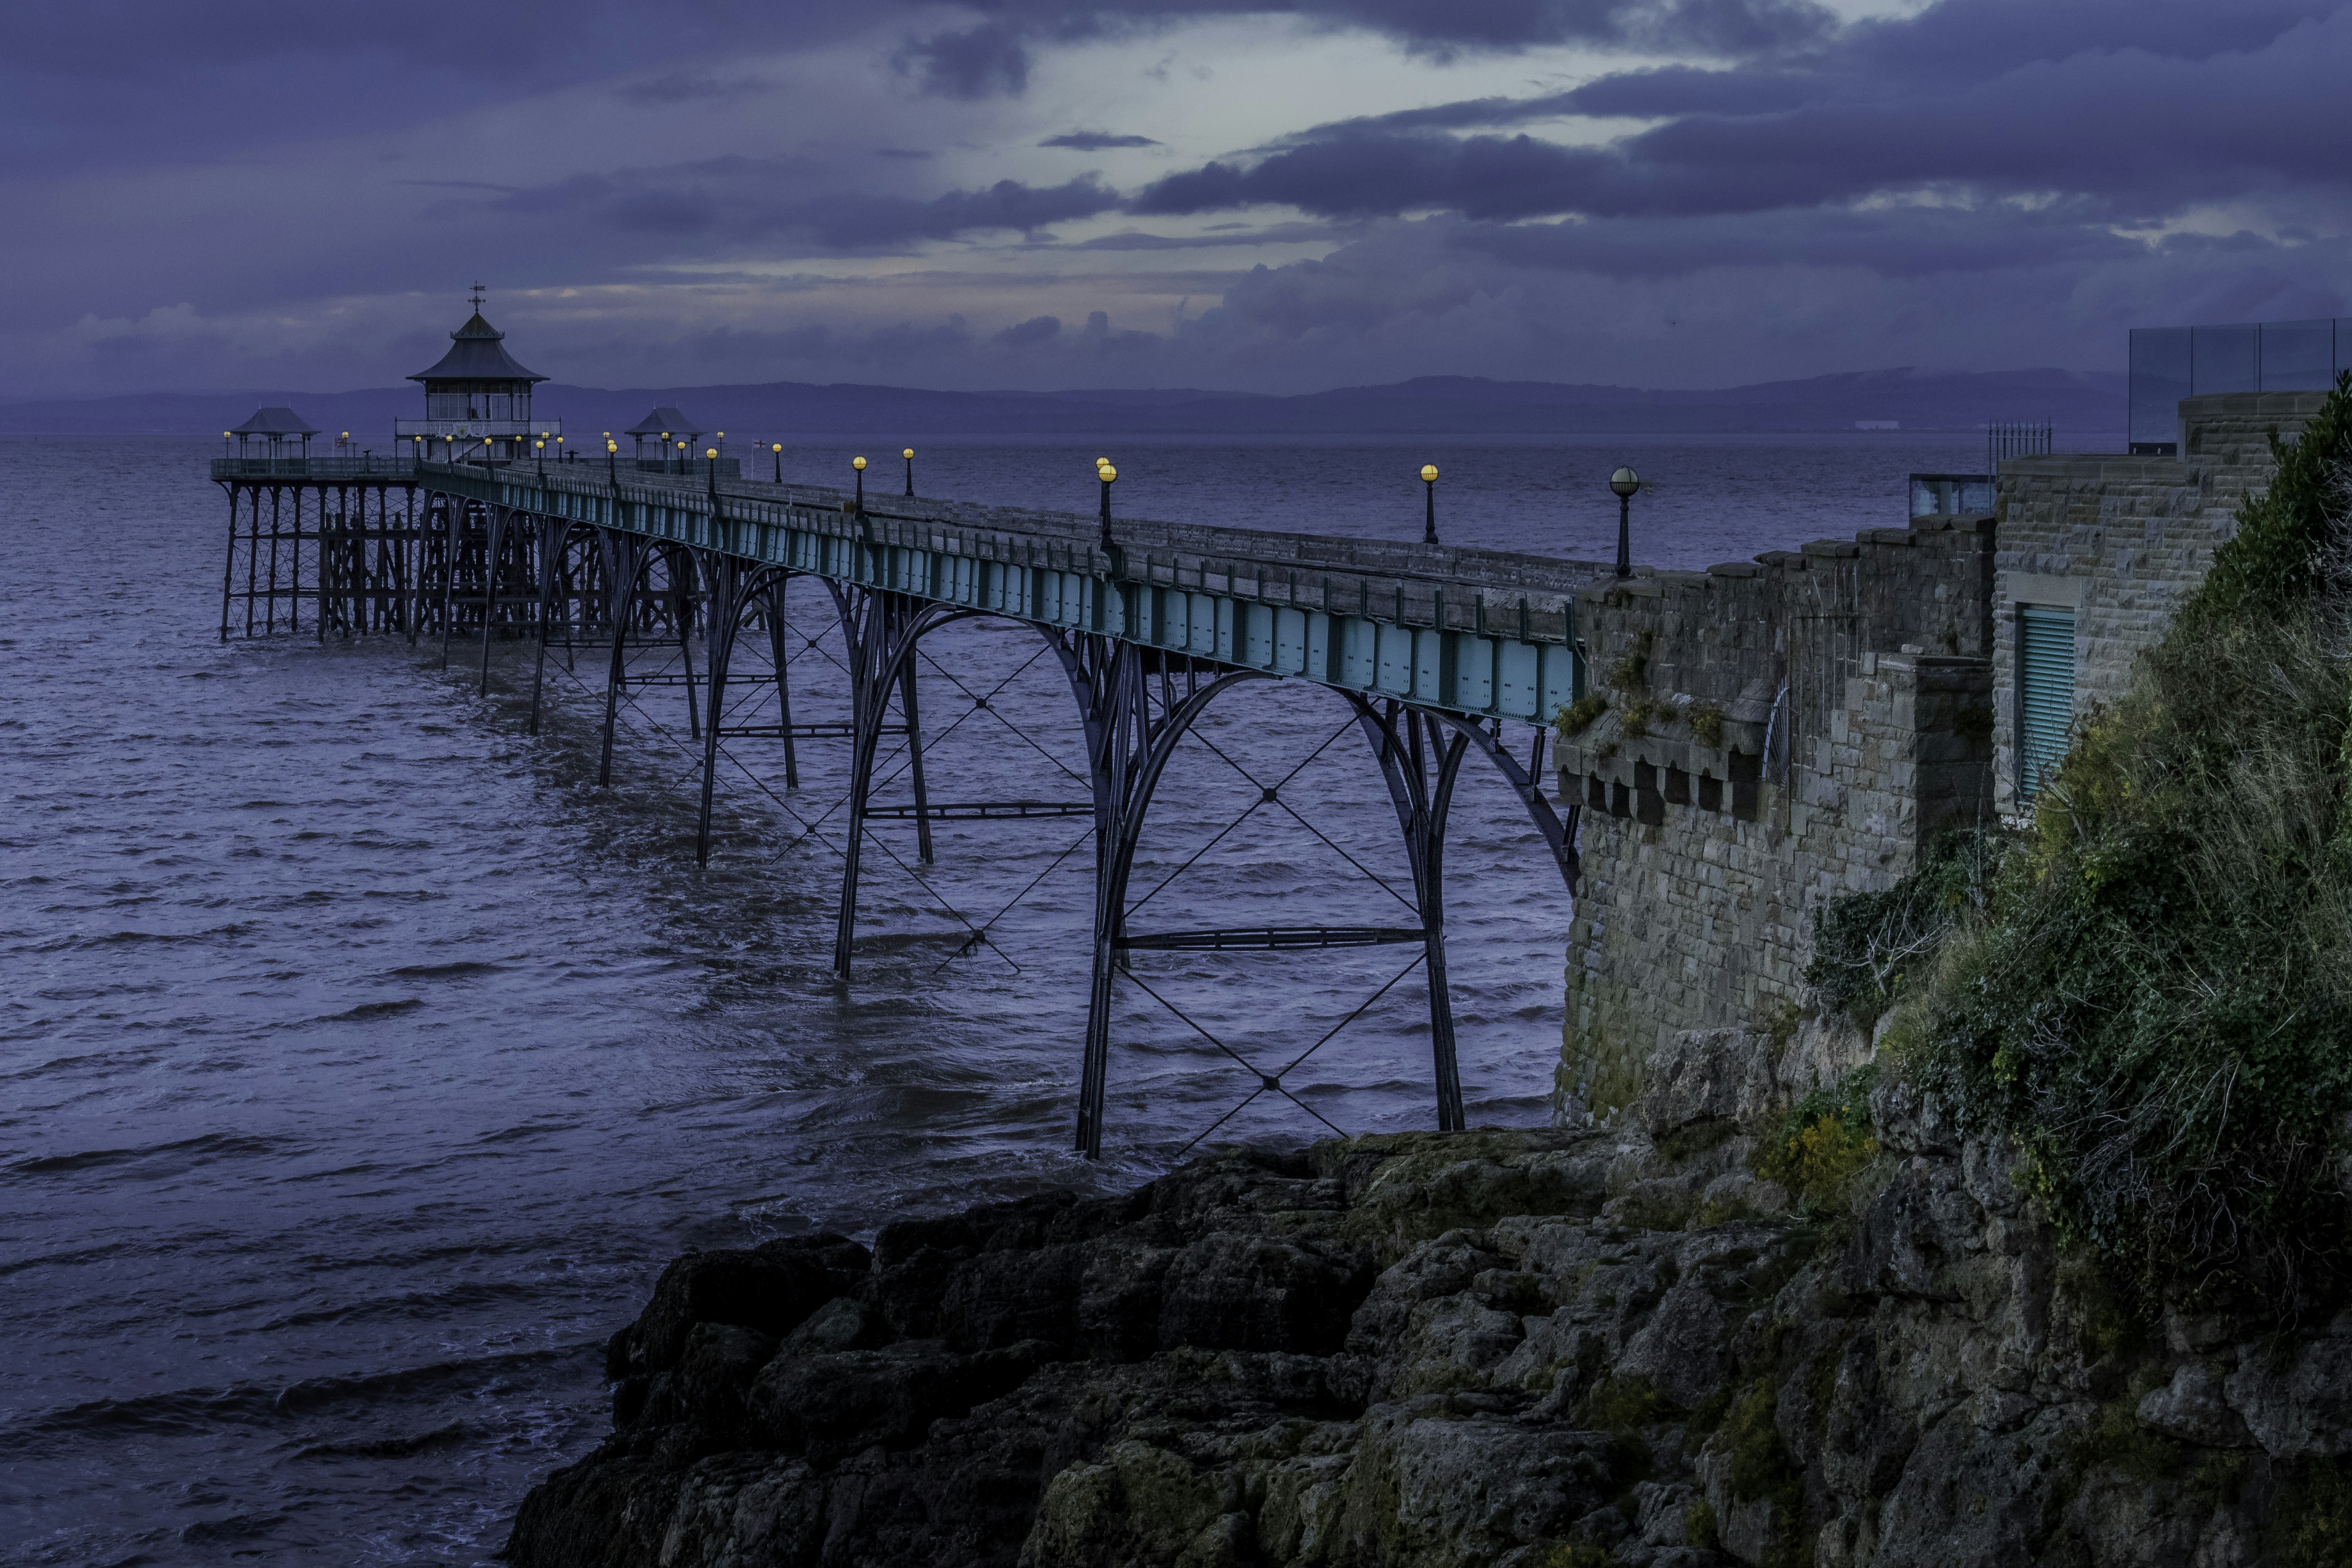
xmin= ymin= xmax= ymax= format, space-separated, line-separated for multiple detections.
xmin=2270 ymin=1455 xmax=2352 ymax=1568
xmin=1580 ymin=1373 xmax=1677 ymax=1434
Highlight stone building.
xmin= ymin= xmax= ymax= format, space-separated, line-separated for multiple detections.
xmin=1554 ymin=389 xmax=2328 ymax=1118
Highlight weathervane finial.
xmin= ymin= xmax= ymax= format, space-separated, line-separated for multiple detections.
xmin=469 ymin=280 xmax=486 ymax=312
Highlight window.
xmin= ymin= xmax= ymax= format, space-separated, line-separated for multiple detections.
xmin=2016 ymin=606 xmax=2076 ymax=802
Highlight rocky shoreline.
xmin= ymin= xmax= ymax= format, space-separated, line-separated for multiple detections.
xmin=506 ymin=1030 xmax=2352 ymax=1566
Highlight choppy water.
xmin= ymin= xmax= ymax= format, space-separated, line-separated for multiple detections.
xmin=0 ymin=428 xmax=1997 ymax=1564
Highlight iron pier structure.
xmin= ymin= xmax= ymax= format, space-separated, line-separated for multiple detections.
xmin=210 ymin=452 xmax=1596 ymax=1156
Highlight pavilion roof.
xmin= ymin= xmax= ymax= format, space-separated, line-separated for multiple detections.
xmin=625 ymin=405 xmax=702 ymax=437
xmin=408 ymin=312 xmax=548 ymax=385
xmin=231 ymin=405 xmax=319 ymax=437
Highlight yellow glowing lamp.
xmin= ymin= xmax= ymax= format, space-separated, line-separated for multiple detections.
xmin=1421 ymin=464 xmax=1439 ymax=483
xmin=853 ymin=456 xmax=867 ymax=471
xmin=717 ymin=432 xmax=725 ymax=439
xmin=705 ymin=447 xmax=717 ymax=459
xmin=1099 ymin=464 xmax=1117 ymax=483
xmin=223 ymin=430 xmax=231 ymax=437
xmin=535 ymin=440 xmax=545 ymax=450
xmin=903 ymin=447 xmax=914 ymax=460
xmin=771 ymin=443 xmax=782 ymax=453
xmin=606 ymin=440 xmax=617 ymax=453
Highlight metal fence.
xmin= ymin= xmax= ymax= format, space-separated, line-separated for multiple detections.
xmin=1986 ymin=420 xmax=2051 ymax=472
xmin=211 ymin=456 xmax=419 ymax=479
xmin=2129 ymin=318 xmax=2352 ymax=453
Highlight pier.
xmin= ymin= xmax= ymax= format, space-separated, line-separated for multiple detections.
xmin=211 ymin=421 xmax=1593 ymax=1157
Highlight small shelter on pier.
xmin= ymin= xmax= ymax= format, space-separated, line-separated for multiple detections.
xmin=228 ymin=405 xmax=318 ymax=459
xmin=626 ymin=406 xmax=704 ymax=472
xmin=395 ymin=288 xmax=557 ymax=462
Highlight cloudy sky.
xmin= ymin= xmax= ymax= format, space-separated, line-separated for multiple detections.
xmin=10 ymin=0 xmax=2347 ymax=397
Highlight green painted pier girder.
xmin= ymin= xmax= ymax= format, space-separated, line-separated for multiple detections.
xmin=406 ymin=458 xmax=1592 ymax=724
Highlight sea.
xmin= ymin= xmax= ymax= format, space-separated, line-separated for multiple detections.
xmin=0 ymin=428 xmax=2033 ymax=1565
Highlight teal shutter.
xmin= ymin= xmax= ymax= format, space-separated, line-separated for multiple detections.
xmin=2017 ymin=606 xmax=2076 ymax=802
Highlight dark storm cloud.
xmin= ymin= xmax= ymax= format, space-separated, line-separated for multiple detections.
xmin=884 ymin=0 xmax=1837 ymax=100
xmin=1062 ymin=222 xmax=1345 ymax=249
xmin=895 ymin=22 xmax=1035 ymax=98
xmin=1043 ymin=132 xmax=1165 ymax=149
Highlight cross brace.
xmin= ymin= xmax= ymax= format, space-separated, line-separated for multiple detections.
xmin=1116 ymin=925 xmax=1427 ymax=951
xmin=861 ymin=800 xmax=1092 ymax=821
xmin=719 ymin=722 xmax=909 ymax=739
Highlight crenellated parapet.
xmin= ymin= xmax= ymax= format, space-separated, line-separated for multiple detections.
xmin=1555 ymin=511 xmax=1999 ymax=1118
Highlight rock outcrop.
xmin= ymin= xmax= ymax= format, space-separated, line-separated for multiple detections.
xmin=507 ymin=1035 xmax=2352 ymax=1567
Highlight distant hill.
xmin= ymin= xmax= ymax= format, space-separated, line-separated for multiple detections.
xmin=0 ymin=368 xmax=2126 ymax=440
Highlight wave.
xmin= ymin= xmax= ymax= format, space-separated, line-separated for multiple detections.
xmin=384 ymin=961 xmax=508 ymax=980
xmin=312 ymin=998 xmax=423 ymax=1023
xmin=6 ymin=1131 xmax=291 ymax=1180
xmin=0 ymin=1341 xmax=597 ymax=1452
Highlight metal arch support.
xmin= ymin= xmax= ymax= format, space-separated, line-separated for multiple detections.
xmin=1040 ymin=630 xmax=1271 ymax=1158
xmin=595 ymin=528 xmax=654 ymax=788
xmin=476 ymin=503 xmax=510 ymax=695
xmin=530 ymin=516 xmax=604 ymax=734
xmin=1346 ymin=695 xmax=1473 ymax=1131
xmin=1423 ymin=712 xmax=1582 ymax=894
xmin=755 ymin=573 xmax=802 ymax=790
xmin=690 ymin=552 xmax=798 ymax=866
xmin=823 ymin=584 xmax=974 ymax=979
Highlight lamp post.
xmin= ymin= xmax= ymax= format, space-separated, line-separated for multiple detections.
xmin=222 ymin=430 xmax=231 ymax=459
xmin=1609 ymin=465 xmax=1642 ymax=579
xmin=705 ymin=446 xmax=718 ymax=490
xmin=1097 ymin=459 xmax=1117 ymax=554
xmin=535 ymin=439 xmax=545 ymax=475
xmin=675 ymin=438 xmax=688 ymax=476
xmin=903 ymin=447 xmax=915 ymax=496
xmin=606 ymin=438 xmax=618 ymax=481
xmin=1420 ymin=463 xmax=1439 ymax=545
xmin=771 ymin=443 xmax=783 ymax=484
xmin=852 ymin=454 xmax=867 ymax=512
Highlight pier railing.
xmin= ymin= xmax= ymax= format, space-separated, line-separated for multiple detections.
xmin=409 ymin=458 xmax=1595 ymax=726
xmin=211 ymin=456 xmax=419 ymax=480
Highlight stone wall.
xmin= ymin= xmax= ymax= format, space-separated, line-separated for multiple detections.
xmin=1552 ymin=515 xmax=1995 ymax=1114
xmin=1553 ymin=389 xmax=2324 ymax=1120
xmin=1988 ymin=389 xmax=2327 ymax=814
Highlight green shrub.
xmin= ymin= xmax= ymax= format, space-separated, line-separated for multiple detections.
xmin=1580 ymin=1374 xmax=1675 ymax=1433
xmin=2272 ymin=1456 xmax=2352 ymax=1568
xmin=1902 ymin=373 xmax=2352 ymax=1319
xmin=1684 ymin=1498 xmax=1721 ymax=1550
xmin=1804 ymin=832 xmax=2003 ymax=1028
xmin=1555 ymin=693 xmax=1608 ymax=736
xmin=1757 ymin=1066 xmax=1880 ymax=1207
xmin=1540 ymin=1546 xmax=1611 ymax=1568
xmin=1690 ymin=703 xmax=1726 ymax=748
xmin=1606 ymin=631 xmax=1653 ymax=692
